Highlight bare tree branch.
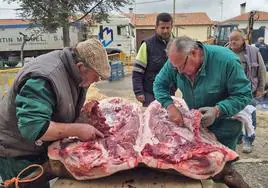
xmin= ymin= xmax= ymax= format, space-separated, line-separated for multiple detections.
xmin=72 ymin=0 xmax=104 ymax=23
xmin=19 ymin=31 xmax=43 ymax=66
xmin=5 ymin=0 xmax=131 ymax=46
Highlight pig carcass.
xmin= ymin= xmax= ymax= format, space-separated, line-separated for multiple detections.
xmin=48 ymin=97 xmax=238 ymax=180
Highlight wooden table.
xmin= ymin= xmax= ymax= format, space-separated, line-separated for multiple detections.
xmin=52 ymin=167 xmax=227 ymax=188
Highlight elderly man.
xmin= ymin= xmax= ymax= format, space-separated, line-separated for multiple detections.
xmin=132 ymin=12 xmax=175 ymax=107
xmin=229 ymin=30 xmax=266 ymax=153
xmin=0 ymin=39 xmax=110 ymax=187
xmin=153 ymin=36 xmax=251 ymax=188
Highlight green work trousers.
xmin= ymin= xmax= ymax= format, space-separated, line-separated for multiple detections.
xmin=209 ymin=118 xmax=242 ymax=151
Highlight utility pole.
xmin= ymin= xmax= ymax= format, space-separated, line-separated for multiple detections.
xmin=220 ymin=0 xmax=223 ymax=21
xmin=173 ymin=0 xmax=176 ymax=36
xmin=173 ymin=0 xmax=176 ymax=22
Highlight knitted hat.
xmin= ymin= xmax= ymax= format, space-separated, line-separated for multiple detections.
xmin=76 ymin=39 xmax=110 ymax=79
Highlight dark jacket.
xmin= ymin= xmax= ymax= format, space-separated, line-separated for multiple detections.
xmin=255 ymin=43 xmax=268 ymax=61
xmin=132 ymin=34 xmax=175 ymax=98
xmin=142 ymin=34 xmax=169 ymax=94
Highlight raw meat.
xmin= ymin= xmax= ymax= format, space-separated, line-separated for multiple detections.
xmin=48 ymin=98 xmax=142 ymax=180
xmin=48 ymin=97 xmax=238 ymax=180
xmin=140 ymin=99 xmax=238 ymax=179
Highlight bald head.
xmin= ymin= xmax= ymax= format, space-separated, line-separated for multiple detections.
xmin=230 ymin=30 xmax=246 ymax=40
xmin=229 ymin=30 xmax=245 ymax=52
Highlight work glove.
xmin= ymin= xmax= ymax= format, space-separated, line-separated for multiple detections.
xmin=167 ymin=104 xmax=184 ymax=126
xmin=199 ymin=106 xmax=219 ymax=128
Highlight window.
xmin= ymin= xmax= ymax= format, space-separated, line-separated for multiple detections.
xmin=219 ymin=26 xmax=232 ymax=41
xmin=117 ymin=26 xmax=121 ymax=35
xmin=117 ymin=25 xmax=128 ymax=36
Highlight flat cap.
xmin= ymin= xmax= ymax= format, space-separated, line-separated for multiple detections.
xmin=76 ymin=39 xmax=110 ymax=79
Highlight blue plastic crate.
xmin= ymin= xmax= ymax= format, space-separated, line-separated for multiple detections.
xmin=111 ymin=63 xmax=122 ymax=69
xmin=117 ymin=69 xmax=124 ymax=77
xmin=108 ymin=60 xmax=125 ymax=81
xmin=110 ymin=71 xmax=119 ymax=77
xmin=109 ymin=75 xmax=121 ymax=81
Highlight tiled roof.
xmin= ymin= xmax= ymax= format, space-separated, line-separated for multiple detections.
xmin=212 ymin=20 xmax=221 ymax=25
xmin=0 ymin=19 xmax=30 ymax=25
xmin=1 ymin=12 xmax=214 ymax=27
xmin=0 ymin=16 xmax=93 ymax=25
xmin=132 ymin=12 xmax=213 ymax=26
xmin=225 ymin=11 xmax=268 ymax=21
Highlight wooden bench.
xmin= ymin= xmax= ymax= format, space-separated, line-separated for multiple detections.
xmin=53 ymin=167 xmax=227 ymax=188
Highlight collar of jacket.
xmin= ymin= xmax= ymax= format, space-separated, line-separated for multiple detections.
xmin=239 ymin=43 xmax=247 ymax=53
xmin=61 ymin=47 xmax=82 ymax=86
xmin=196 ymin=41 xmax=207 ymax=77
xmin=155 ymin=33 xmax=171 ymax=44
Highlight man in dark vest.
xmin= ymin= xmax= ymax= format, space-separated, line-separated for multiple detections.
xmin=132 ymin=12 xmax=174 ymax=107
xmin=255 ymin=37 xmax=268 ymax=70
xmin=0 ymin=39 xmax=110 ymax=187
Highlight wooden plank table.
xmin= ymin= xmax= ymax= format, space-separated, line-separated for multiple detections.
xmin=53 ymin=167 xmax=204 ymax=188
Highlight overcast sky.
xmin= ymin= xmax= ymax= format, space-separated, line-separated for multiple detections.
xmin=0 ymin=0 xmax=268 ymax=21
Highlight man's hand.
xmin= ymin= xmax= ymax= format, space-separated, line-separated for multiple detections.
xmin=199 ymin=106 xmax=219 ymax=128
xmin=74 ymin=123 xmax=104 ymax=141
xmin=40 ymin=122 xmax=104 ymax=142
xmin=167 ymin=104 xmax=184 ymax=126
xmin=136 ymin=94 xmax=145 ymax=103
xmin=255 ymin=91 xmax=263 ymax=98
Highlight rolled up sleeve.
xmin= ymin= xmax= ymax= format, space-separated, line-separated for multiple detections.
xmin=15 ymin=78 xmax=56 ymax=142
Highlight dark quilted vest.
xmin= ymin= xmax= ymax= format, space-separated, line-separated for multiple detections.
xmin=143 ymin=34 xmax=169 ymax=94
xmin=0 ymin=48 xmax=86 ymax=157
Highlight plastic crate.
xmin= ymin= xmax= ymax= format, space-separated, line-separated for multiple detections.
xmin=109 ymin=60 xmax=125 ymax=81
xmin=111 ymin=63 xmax=121 ymax=68
xmin=117 ymin=68 xmax=125 ymax=77
xmin=109 ymin=75 xmax=121 ymax=81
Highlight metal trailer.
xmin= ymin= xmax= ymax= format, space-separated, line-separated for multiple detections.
xmin=0 ymin=22 xmax=80 ymax=60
